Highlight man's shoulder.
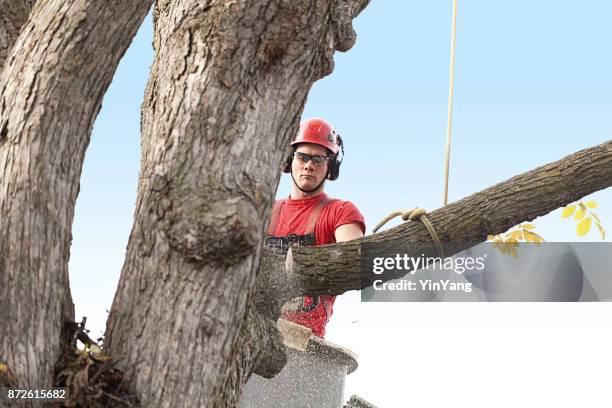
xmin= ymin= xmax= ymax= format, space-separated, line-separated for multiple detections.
xmin=307 ymin=195 xmax=365 ymax=239
xmin=322 ymin=197 xmax=365 ymax=229
xmin=325 ymin=197 xmax=361 ymax=212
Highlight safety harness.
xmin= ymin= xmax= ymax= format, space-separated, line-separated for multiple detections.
xmin=265 ymin=196 xmax=335 ymax=319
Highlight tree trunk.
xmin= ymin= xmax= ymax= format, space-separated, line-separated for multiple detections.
xmin=104 ymin=0 xmax=369 ymax=406
xmin=0 ymin=0 xmax=152 ymax=394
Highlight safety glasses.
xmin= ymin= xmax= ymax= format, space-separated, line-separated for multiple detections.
xmin=293 ymin=151 xmax=329 ymax=166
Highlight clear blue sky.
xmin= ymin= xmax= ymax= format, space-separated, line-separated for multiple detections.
xmin=70 ymin=2 xmax=611 ymax=406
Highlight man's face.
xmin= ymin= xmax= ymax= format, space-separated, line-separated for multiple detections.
xmin=291 ymin=143 xmax=330 ymax=192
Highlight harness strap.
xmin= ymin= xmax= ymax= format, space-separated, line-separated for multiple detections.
xmin=268 ymin=196 xmax=333 ymax=237
xmin=304 ymin=196 xmax=332 ymax=235
xmin=267 ymin=199 xmax=286 ymax=235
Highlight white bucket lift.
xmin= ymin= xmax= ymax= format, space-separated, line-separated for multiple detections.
xmin=239 ymin=319 xmax=360 ymax=408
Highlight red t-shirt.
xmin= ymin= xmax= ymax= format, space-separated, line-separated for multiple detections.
xmin=271 ymin=193 xmax=365 ymax=337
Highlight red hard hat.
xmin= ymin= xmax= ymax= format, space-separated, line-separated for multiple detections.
xmin=291 ymin=118 xmax=340 ymax=155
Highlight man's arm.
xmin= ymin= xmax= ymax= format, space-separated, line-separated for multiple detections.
xmin=335 ymin=222 xmax=364 ymax=243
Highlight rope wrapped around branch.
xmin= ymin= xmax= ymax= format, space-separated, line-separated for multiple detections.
xmin=373 ymin=207 xmax=445 ymax=258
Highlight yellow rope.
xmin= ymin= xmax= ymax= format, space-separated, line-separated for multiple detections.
xmin=373 ymin=3 xmax=458 ymax=257
xmin=373 ymin=208 xmax=445 ymax=258
xmin=443 ymin=0 xmax=458 ymax=206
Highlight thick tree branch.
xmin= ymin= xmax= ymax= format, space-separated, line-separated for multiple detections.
xmin=257 ymin=140 xmax=612 ymax=303
xmin=0 ymin=0 xmax=152 ymax=391
xmin=249 ymin=140 xmax=611 ymax=379
xmin=105 ymin=0 xmax=369 ymax=406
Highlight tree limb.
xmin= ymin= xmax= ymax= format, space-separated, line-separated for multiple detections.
xmin=248 ymin=140 xmax=611 ymax=379
xmin=257 ymin=140 xmax=612 ymax=303
xmin=105 ymin=0 xmax=370 ymax=406
xmin=0 ymin=0 xmax=153 ymax=390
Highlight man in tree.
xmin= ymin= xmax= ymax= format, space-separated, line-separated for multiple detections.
xmin=266 ymin=117 xmax=366 ymax=337
xmin=1 ymin=1 xmax=609 ymax=405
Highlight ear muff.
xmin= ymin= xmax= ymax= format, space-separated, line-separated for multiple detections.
xmin=326 ymin=155 xmax=339 ymax=180
xmin=326 ymin=134 xmax=343 ymax=181
xmin=282 ymin=155 xmax=292 ymax=173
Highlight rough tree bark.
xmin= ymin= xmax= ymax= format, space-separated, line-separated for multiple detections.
xmin=103 ymin=1 xmax=369 ymax=407
xmin=0 ymin=0 xmax=152 ymax=396
xmin=0 ymin=1 xmax=29 ymax=71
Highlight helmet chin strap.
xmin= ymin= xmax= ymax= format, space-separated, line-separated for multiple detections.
xmin=291 ymin=169 xmax=326 ymax=194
